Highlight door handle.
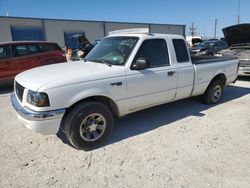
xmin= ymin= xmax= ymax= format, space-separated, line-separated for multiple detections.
xmin=168 ymin=71 xmax=175 ymax=76
xmin=110 ymin=82 xmax=122 ymax=86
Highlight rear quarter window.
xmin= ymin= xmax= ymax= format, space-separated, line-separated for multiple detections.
xmin=27 ymin=45 xmax=39 ymax=54
xmin=38 ymin=44 xmax=53 ymax=52
xmin=173 ymin=39 xmax=190 ymax=63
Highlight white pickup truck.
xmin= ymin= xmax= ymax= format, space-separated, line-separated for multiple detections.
xmin=11 ymin=28 xmax=239 ymax=150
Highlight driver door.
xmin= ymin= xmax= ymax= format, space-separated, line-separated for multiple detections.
xmin=125 ymin=39 xmax=177 ymax=112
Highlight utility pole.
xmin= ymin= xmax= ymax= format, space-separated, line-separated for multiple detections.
xmin=189 ymin=22 xmax=196 ymax=39
xmin=237 ymin=0 xmax=241 ymax=24
xmin=214 ymin=19 xmax=217 ymax=39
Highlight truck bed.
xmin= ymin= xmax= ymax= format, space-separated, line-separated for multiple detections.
xmin=191 ymin=55 xmax=238 ymax=65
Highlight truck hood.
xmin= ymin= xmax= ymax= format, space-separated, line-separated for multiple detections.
xmin=15 ymin=61 xmax=125 ymax=91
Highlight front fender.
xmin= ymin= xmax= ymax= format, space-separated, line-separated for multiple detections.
xmin=67 ymin=88 xmax=114 ymax=107
xmin=46 ymin=79 xmax=126 ymax=112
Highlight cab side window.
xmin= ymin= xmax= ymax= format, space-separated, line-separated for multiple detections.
xmin=0 ymin=46 xmax=11 ymax=59
xmin=173 ymin=39 xmax=190 ymax=63
xmin=133 ymin=39 xmax=169 ymax=68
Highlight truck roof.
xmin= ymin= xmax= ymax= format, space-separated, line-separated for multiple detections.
xmin=108 ymin=28 xmax=184 ymax=39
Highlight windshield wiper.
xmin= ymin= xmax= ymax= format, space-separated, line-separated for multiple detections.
xmin=89 ymin=59 xmax=112 ymax=67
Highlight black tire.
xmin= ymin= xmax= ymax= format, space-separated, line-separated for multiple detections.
xmin=202 ymin=79 xmax=224 ymax=105
xmin=64 ymin=101 xmax=114 ymax=150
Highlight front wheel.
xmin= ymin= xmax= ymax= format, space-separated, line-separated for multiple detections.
xmin=202 ymin=80 xmax=224 ymax=104
xmin=64 ymin=101 xmax=114 ymax=150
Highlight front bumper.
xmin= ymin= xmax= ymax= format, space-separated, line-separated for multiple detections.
xmin=11 ymin=92 xmax=65 ymax=134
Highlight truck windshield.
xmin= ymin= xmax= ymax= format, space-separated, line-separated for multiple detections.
xmin=85 ymin=36 xmax=138 ymax=65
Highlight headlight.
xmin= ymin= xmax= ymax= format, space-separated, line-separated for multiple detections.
xmin=27 ymin=90 xmax=50 ymax=107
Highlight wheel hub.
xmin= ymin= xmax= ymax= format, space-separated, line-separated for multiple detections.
xmin=88 ymin=121 xmax=98 ymax=132
xmin=212 ymin=85 xmax=222 ymax=103
xmin=79 ymin=113 xmax=106 ymax=142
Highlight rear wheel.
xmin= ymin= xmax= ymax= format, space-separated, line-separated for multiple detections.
xmin=202 ymin=80 xmax=224 ymax=104
xmin=64 ymin=101 xmax=114 ymax=150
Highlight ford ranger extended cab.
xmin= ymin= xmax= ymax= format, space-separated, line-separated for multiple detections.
xmin=11 ymin=28 xmax=239 ymax=150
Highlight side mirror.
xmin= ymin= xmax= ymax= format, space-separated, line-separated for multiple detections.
xmin=132 ymin=58 xmax=149 ymax=70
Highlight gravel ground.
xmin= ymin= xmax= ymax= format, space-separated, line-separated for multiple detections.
xmin=0 ymin=77 xmax=250 ymax=188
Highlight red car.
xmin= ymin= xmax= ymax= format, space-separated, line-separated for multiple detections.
xmin=0 ymin=41 xmax=67 ymax=81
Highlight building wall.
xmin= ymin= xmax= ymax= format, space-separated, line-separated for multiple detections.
xmin=44 ymin=20 xmax=105 ymax=47
xmin=0 ymin=17 xmax=43 ymax=42
xmin=0 ymin=16 xmax=185 ymax=48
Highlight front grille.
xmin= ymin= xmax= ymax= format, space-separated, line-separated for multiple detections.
xmin=15 ymin=81 xmax=25 ymax=102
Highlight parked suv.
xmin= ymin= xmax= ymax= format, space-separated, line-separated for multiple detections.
xmin=189 ymin=40 xmax=228 ymax=56
xmin=0 ymin=41 xmax=66 ymax=81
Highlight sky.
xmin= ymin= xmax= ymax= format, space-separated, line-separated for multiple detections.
xmin=0 ymin=0 xmax=250 ymax=38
